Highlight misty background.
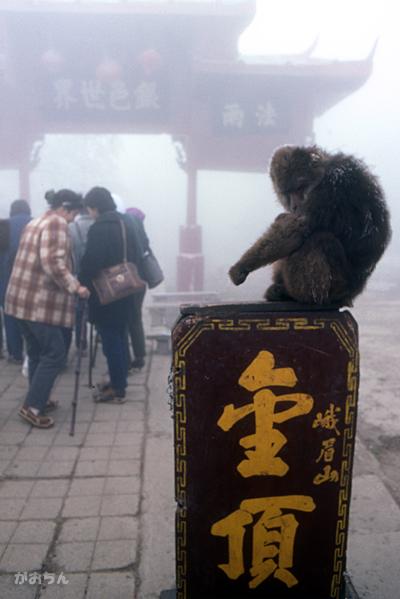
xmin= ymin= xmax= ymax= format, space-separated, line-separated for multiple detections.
xmin=0 ymin=0 xmax=398 ymax=300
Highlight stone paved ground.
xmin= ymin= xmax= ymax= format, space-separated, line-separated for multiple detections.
xmin=0 ymin=297 xmax=399 ymax=598
xmin=0 ymin=345 xmax=175 ymax=599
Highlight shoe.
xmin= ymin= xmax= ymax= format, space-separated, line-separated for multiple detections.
xmin=19 ymin=406 xmax=54 ymax=429
xmin=92 ymin=381 xmax=112 ymax=400
xmin=93 ymin=386 xmax=127 ymax=404
xmin=44 ymin=399 xmax=59 ymax=412
xmin=130 ymin=358 xmax=145 ymax=370
xmin=8 ymin=356 xmax=23 ymax=365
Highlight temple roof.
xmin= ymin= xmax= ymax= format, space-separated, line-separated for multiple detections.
xmin=195 ymin=55 xmax=373 ymax=117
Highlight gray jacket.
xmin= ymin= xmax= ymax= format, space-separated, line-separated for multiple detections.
xmin=69 ymin=213 xmax=94 ymax=275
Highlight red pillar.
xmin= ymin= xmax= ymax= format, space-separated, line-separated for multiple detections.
xmin=176 ymin=165 xmax=204 ymax=292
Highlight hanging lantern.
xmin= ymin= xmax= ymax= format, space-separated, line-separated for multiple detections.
xmin=137 ymin=49 xmax=163 ymax=76
xmin=96 ymin=57 xmax=122 ymax=82
xmin=41 ymin=49 xmax=64 ymax=73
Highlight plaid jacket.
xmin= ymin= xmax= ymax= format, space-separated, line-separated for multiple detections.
xmin=4 ymin=211 xmax=80 ymax=328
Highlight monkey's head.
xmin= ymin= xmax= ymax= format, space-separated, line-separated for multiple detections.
xmin=269 ymin=145 xmax=327 ymax=214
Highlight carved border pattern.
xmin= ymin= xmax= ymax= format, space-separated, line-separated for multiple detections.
xmin=329 ymin=321 xmax=359 ymax=599
xmin=173 ymin=315 xmax=357 ymax=599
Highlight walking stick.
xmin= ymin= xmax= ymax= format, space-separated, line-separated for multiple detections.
xmin=88 ymin=323 xmax=94 ymax=388
xmin=70 ymin=298 xmax=88 ymax=437
xmin=88 ymin=325 xmax=99 ymax=388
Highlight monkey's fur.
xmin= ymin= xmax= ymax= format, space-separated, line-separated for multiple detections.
xmin=229 ymin=145 xmax=391 ymax=305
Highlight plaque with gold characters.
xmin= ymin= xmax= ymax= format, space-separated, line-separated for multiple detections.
xmin=171 ymin=302 xmax=359 ymax=599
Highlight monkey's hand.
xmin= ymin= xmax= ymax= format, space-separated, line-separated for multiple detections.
xmin=229 ymin=263 xmax=248 ymax=286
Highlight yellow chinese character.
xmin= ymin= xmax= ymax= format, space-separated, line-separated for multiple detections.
xmin=211 ymin=495 xmax=316 ymax=589
xmin=312 ymin=403 xmax=341 ymax=436
xmin=217 ymin=351 xmax=314 ymax=477
xmin=313 ymin=465 xmax=339 ymax=486
xmin=315 ymin=438 xmax=336 ymax=463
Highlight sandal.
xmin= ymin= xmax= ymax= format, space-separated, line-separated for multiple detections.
xmin=19 ymin=406 xmax=54 ymax=429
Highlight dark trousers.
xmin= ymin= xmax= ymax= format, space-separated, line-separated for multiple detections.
xmin=127 ymin=288 xmax=146 ymax=361
xmin=4 ymin=313 xmax=24 ymax=360
xmin=0 ymin=308 xmax=4 ymax=355
xmin=18 ymin=319 xmax=68 ymax=413
xmin=97 ymin=322 xmax=129 ymax=394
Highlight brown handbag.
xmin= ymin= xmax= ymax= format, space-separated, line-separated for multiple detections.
xmin=92 ymin=218 xmax=145 ymax=305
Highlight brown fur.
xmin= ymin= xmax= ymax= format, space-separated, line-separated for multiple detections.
xmin=229 ymin=145 xmax=391 ymax=305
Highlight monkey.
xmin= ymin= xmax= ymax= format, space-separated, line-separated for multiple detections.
xmin=229 ymin=145 xmax=391 ymax=306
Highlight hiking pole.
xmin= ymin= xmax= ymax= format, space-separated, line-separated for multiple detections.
xmin=70 ymin=298 xmax=88 ymax=436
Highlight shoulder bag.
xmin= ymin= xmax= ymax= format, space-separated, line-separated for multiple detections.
xmin=141 ymin=249 xmax=164 ymax=289
xmin=92 ymin=219 xmax=145 ymax=305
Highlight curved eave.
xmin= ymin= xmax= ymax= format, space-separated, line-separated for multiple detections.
xmin=195 ymin=58 xmax=373 ymax=117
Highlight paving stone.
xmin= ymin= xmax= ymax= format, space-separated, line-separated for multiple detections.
xmin=62 ymin=496 xmax=102 ymax=518
xmin=0 ymin=521 xmax=18 ymax=543
xmin=37 ymin=461 xmax=76 ymax=478
xmin=37 ymin=461 xmax=75 ymax=478
xmin=0 ymin=543 xmax=49 ymax=572
xmin=45 ymin=447 xmax=80 ymax=461
xmin=75 ymin=410 xmax=96 ymax=423
xmin=98 ymin=516 xmax=138 ymax=541
xmin=68 ymin=478 xmax=106 ymax=496
xmin=13 ymin=446 xmax=49 ymax=461
xmin=0 ymin=446 xmax=19 ymax=461
xmin=0 ymin=498 xmax=26 ymax=520
xmin=5 ymin=461 xmax=41 ymax=477
xmin=31 ymin=479 xmax=70 ymax=498
xmin=93 ymin=408 xmax=122 ymax=423
xmin=40 ymin=573 xmax=87 ymax=599
xmin=20 ymin=498 xmax=63 ymax=520
xmin=349 ymin=474 xmax=400 ymax=534
xmin=54 ymin=542 xmax=94 ymax=572
xmin=0 ymin=574 xmax=38 ymax=598
xmin=0 ymin=432 xmax=28 ymax=445
xmin=60 ymin=422 xmax=89 ymax=434
xmin=86 ymin=571 xmax=135 ymax=599
xmin=85 ymin=433 xmax=115 ymax=447
xmin=113 ymin=432 xmax=143 ymax=447
xmin=78 ymin=447 xmax=110 ymax=461
xmin=88 ymin=421 xmax=117 ymax=434
xmin=124 ymin=388 xmax=147 ymax=402
xmin=75 ymin=460 xmax=109 ymax=477
xmin=92 ymin=540 xmax=136 ymax=570
xmin=110 ymin=445 xmax=139 ymax=460
xmin=103 ymin=476 xmax=140 ymax=496
xmin=53 ymin=433 xmax=85 ymax=446
xmin=23 ymin=432 xmax=58 ymax=446
xmin=115 ymin=419 xmax=144 ymax=432
xmin=0 ymin=460 xmax=12 ymax=475
xmin=11 ymin=520 xmax=56 ymax=544
xmin=348 ymin=531 xmax=400 ymax=599
xmin=108 ymin=459 xmax=141 ymax=477
xmin=100 ymin=494 xmax=139 ymax=516
xmin=0 ymin=480 xmax=34 ymax=498
xmin=59 ymin=518 xmax=100 ymax=543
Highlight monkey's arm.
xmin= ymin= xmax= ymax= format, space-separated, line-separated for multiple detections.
xmin=229 ymin=213 xmax=308 ymax=285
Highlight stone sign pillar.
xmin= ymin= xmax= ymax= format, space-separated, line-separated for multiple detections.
xmin=171 ymin=302 xmax=359 ymax=599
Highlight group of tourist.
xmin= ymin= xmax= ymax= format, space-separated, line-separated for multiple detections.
xmin=0 ymin=187 xmax=151 ymax=428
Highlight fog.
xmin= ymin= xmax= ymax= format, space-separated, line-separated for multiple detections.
xmin=0 ymin=0 xmax=398 ymax=300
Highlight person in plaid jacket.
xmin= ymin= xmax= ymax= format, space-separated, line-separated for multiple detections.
xmin=5 ymin=189 xmax=90 ymax=428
